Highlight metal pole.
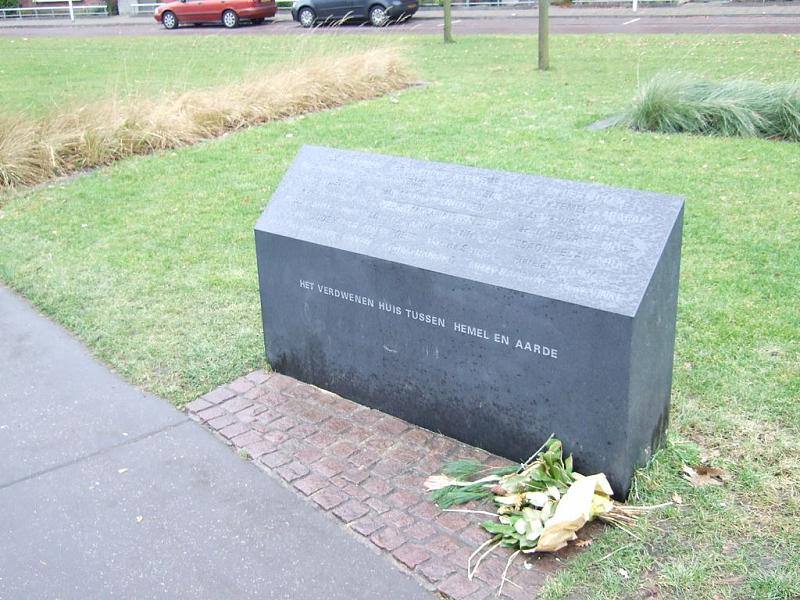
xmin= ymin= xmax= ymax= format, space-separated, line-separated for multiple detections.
xmin=68 ymin=0 xmax=75 ymax=21
xmin=443 ymin=0 xmax=454 ymax=43
xmin=632 ymin=0 xmax=638 ymax=12
xmin=538 ymin=0 xmax=549 ymax=70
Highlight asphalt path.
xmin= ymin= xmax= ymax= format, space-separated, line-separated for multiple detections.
xmin=1 ymin=11 xmax=799 ymax=36
xmin=0 ymin=285 xmax=433 ymax=600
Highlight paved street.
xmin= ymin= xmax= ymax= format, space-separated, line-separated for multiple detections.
xmin=0 ymin=285 xmax=432 ymax=600
xmin=1 ymin=4 xmax=799 ymax=36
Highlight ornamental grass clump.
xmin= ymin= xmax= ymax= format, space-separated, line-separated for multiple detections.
xmin=0 ymin=49 xmax=413 ymax=189
xmin=623 ymin=72 xmax=800 ymax=142
xmin=426 ymin=437 xmax=668 ymax=595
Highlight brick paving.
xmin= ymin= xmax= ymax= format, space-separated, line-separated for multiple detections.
xmin=188 ymin=370 xmax=571 ymax=599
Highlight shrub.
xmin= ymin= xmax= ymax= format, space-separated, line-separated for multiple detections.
xmin=0 ymin=49 xmax=413 ymax=189
xmin=0 ymin=0 xmax=19 ymax=9
xmin=623 ymin=72 xmax=800 ymax=142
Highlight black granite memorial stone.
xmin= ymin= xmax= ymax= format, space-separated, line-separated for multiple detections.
xmin=255 ymin=146 xmax=684 ymax=498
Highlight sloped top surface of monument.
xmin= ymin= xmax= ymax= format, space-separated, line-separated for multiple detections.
xmin=257 ymin=146 xmax=684 ymax=316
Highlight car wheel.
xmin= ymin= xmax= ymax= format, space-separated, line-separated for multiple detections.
xmin=368 ymin=4 xmax=388 ymax=27
xmin=251 ymin=17 xmax=265 ymax=24
xmin=162 ymin=10 xmax=178 ymax=29
xmin=222 ymin=9 xmax=239 ymax=28
xmin=298 ymin=6 xmax=315 ymax=27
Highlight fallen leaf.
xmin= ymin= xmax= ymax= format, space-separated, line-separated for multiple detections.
xmin=672 ymin=492 xmax=683 ymax=505
xmin=682 ymin=465 xmax=727 ymax=487
xmin=575 ymin=538 xmax=593 ymax=548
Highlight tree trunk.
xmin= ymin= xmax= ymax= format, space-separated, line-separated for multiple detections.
xmin=443 ymin=0 xmax=454 ymax=43
xmin=538 ymin=0 xmax=550 ymax=70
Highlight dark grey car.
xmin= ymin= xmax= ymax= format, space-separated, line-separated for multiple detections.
xmin=290 ymin=0 xmax=417 ymax=27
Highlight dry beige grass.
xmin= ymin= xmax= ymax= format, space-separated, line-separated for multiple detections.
xmin=0 ymin=49 xmax=412 ymax=189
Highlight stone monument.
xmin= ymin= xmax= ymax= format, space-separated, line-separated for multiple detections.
xmin=255 ymin=146 xmax=684 ymax=498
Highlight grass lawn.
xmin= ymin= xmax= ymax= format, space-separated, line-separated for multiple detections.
xmin=0 ymin=33 xmax=798 ymax=600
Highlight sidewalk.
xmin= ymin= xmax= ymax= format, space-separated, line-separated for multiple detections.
xmin=0 ymin=285 xmax=432 ymax=600
xmin=1 ymin=2 xmax=799 ymax=27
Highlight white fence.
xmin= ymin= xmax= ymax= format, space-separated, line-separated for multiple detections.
xmin=0 ymin=4 xmax=107 ymax=18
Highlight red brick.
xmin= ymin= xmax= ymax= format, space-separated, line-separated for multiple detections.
xmin=327 ymin=441 xmax=357 ymax=458
xmin=294 ymin=403 xmax=328 ymax=424
xmin=428 ymin=436 xmax=459 ymax=454
xmin=186 ymin=398 xmax=212 ymax=413
xmin=350 ymin=409 xmax=383 ymax=427
xmin=220 ymin=396 xmax=253 ymax=414
xmin=259 ymin=451 xmax=292 ymax=469
xmin=244 ymin=439 xmax=279 ymax=459
xmin=372 ymin=458 xmax=408 ymax=477
xmin=308 ymin=431 xmax=338 ymax=449
xmin=312 ymin=457 xmax=346 ymax=479
xmin=341 ymin=426 xmax=372 ymax=444
xmin=268 ymin=416 xmax=299 ymax=432
xmin=331 ymin=397 xmax=360 ymax=413
xmin=362 ymin=477 xmax=393 ymax=497
xmin=196 ymin=405 xmax=226 ymax=422
xmin=246 ymin=369 xmax=271 ymax=384
xmin=428 ymin=535 xmax=462 ymax=557
xmin=366 ymin=497 xmax=391 ymax=515
xmin=387 ymin=489 xmax=421 ymax=509
xmin=294 ymin=475 xmax=328 ymax=496
xmin=263 ymin=430 xmax=289 ymax=446
xmin=438 ymin=573 xmax=482 ymax=599
xmin=232 ymin=430 xmax=262 ymax=449
xmin=394 ymin=474 xmax=423 ymax=490
xmin=219 ymin=422 xmax=249 ymax=440
xmin=382 ymin=509 xmax=415 ymax=529
xmin=277 ymin=461 xmax=310 ymax=482
xmin=235 ymin=404 xmax=267 ymax=423
xmin=367 ymin=436 xmax=395 ymax=452
xmin=393 ymin=543 xmax=430 ymax=569
xmin=243 ymin=387 xmax=267 ymax=401
xmin=267 ymin=373 xmax=296 ymax=392
xmin=330 ymin=475 xmax=348 ymax=488
xmin=332 ymin=500 xmax=370 ymax=523
xmin=342 ymin=484 xmax=369 ymax=501
xmin=376 ymin=415 xmax=410 ymax=435
xmin=201 ymin=386 xmax=236 ymax=405
xmin=391 ymin=445 xmax=423 ymax=465
xmin=341 ymin=469 xmax=369 ymax=484
xmin=289 ymin=423 xmax=319 ymax=439
xmin=418 ymin=560 xmax=456 ymax=584
xmin=304 ymin=389 xmax=338 ymax=406
xmin=260 ymin=388 xmax=287 ymax=407
xmin=349 ymin=449 xmax=380 ymax=468
xmin=411 ymin=501 xmax=441 ymax=520
xmin=295 ymin=445 xmax=324 ymax=465
xmin=228 ymin=377 xmax=254 ymax=394
xmin=370 ymin=526 xmax=404 ymax=551
xmin=350 ymin=516 xmax=384 ymax=537
xmin=405 ymin=521 xmax=437 ymax=542
xmin=471 ymin=556 xmax=507 ymax=586
xmin=400 ymin=428 xmax=434 ymax=446
xmin=461 ymin=525 xmax=490 ymax=546
xmin=311 ymin=487 xmax=348 ymax=510
xmin=207 ymin=413 xmax=238 ymax=430
xmin=437 ymin=510 xmax=473 ymax=532
xmin=321 ymin=417 xmax=352 ymax=435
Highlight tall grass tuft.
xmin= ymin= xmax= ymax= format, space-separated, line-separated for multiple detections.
xmin=0 ymin=49 xmax=413 ymax=189
xmin=623 ymin=72 xmax=800 ymax=142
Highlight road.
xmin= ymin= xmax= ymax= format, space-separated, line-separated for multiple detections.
xmin=1 ymin=8 xmax=799 ymax=36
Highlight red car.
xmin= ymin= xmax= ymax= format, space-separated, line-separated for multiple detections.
xmin=154 ymin=0 xmax=276 ymax=29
